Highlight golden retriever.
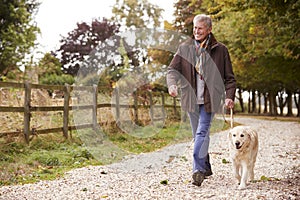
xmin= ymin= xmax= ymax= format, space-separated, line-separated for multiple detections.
xmin=228 ymin=126 xmax=258 ymax=189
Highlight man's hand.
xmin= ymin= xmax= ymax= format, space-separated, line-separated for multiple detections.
xmin=168 ymin=85 xmax=178 ymax=97
xmin=225 ymin=98 xmax=234 ymax=109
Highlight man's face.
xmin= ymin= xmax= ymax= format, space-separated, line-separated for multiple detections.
xmin=193 ymin=21 xmax=211 ymax=42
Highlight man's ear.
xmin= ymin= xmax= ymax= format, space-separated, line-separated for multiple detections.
xmin=208 ymin=27 xmax=212 ymax=34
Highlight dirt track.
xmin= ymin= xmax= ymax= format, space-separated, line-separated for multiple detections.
xmin=0 ymin=117 xmax=299 ymax=199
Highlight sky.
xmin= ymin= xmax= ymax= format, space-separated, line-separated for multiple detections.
xmin=34 ymin=0 xmax=175 ymax=56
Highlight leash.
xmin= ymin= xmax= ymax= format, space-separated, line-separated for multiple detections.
xmin=222 ymin=105 xmax=234 ymax=129
xmin=230 ymin=107 xmax=233 ymax=129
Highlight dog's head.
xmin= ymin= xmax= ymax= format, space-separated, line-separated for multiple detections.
xmin=228 ymin=126 xmax=252 ymax=150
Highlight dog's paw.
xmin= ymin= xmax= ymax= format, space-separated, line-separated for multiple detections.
xmin=238 ymin=184 xmax=246 ymax=190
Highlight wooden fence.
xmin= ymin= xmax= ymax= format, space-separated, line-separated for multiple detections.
xmin=0 ymin=81 xmax=179 ymax=143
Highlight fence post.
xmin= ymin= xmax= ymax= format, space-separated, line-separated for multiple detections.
xmin=63 ymin=84 xmax=70 ymax=139
xmin=133 ymin=91 xmax=138 ymax=124
xmin=149 ymin=91 xmax=153 ymax=122
xmin=173 ymin=96 xmax=177 ymax=115
xmin=92 ymin=84 xmax=98 ymax=129
xmin=24 ymin=82 xmax=31 ymax=143
xmin=115 ymin=87 xmax=120 ymax=125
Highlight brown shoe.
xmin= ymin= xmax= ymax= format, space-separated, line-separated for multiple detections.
xmin=204 ymin=170 xmax=213 ymax=177
xmin=192 ymin=171 xmax=205 ymax=186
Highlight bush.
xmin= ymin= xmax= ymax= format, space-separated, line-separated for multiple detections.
xmin=39 ymin=74 xmax=75 ymax=85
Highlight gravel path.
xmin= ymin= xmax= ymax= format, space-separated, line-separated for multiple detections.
xmin=0 ymin=117 xmax=299 ymax=200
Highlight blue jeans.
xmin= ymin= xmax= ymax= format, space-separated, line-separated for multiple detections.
xmin=188 ymin=104 xmax=214 ymax=173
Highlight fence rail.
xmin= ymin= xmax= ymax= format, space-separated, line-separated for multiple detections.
xmin=0 ymin=81 xmax=179 ymax=143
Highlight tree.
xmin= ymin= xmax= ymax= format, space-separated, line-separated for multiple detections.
xmin=173 ymin=0 xmax=203 ymax=35
xmin=112 ymin=0 xmax=172 ymax=79
xmin=112 ymin=0 xmax=163 ymax=29
xmin=38 ymin=52 xmax=74 ymax=85
xmin=56 ymin=18 xmax=120 ymax=76
xmin=0 ymin=0 xmax=40 ymax=75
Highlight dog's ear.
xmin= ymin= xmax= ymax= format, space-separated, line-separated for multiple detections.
xmin=244 ymin=129 xmax=251 ymax=139
xmin=248 ymin=129 xmax=258 ymax=142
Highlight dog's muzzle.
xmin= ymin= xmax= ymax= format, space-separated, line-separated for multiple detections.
xmin=235 ymin=141 xmax=242 ymax=149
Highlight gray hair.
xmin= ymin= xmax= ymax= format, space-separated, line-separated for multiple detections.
xmin=193 ymin=14 xmax=212 ymax=29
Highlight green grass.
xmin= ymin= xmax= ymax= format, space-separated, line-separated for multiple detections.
xmin=0 ymin=135 xmax=100 ymax=186
xmin=0 ymin=118 xmax=230 ymax=186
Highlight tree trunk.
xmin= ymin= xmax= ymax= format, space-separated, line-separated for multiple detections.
xmin=237 ymin=89 xmax=244 ymax=113
xmin=263 ymin=93 xmax=268 ymax=113
xmin=258 ymin=92 xmax=261 ymax=114
xmin=277 ymin=91 xmax=285 ymax=116
xmin=286 ymin=90 xmax=293 ymax=116
xmin=294 ymin=92 xmax=300 ymax=117
xmin=269 ymin=92 xmax=273 ymax=115
xmin=248 ymin=90 xmax=251 ymax=113
xmin=269 ymin=91 xmax=278 ymax=115
xmin=251 ymin=90 xmax=257 ymax=113
xmin=273 ymin=92 xmax=278 ymax=115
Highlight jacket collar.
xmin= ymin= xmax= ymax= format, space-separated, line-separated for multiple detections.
xmin=209 ymin=33 xmax=218 ymax=49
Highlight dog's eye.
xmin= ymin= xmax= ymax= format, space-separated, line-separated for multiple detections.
xmin=233 ymin=134 xmax=236 ymax=137
xmin=241 ymin=134 xmax=244 ymax=137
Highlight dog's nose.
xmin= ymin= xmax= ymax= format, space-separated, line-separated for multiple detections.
xmin=235 ymin=141 xmax=240 ymax=146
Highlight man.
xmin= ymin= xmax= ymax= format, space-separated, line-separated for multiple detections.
xmin=166 ymin=14 xmax=236 ymax=186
